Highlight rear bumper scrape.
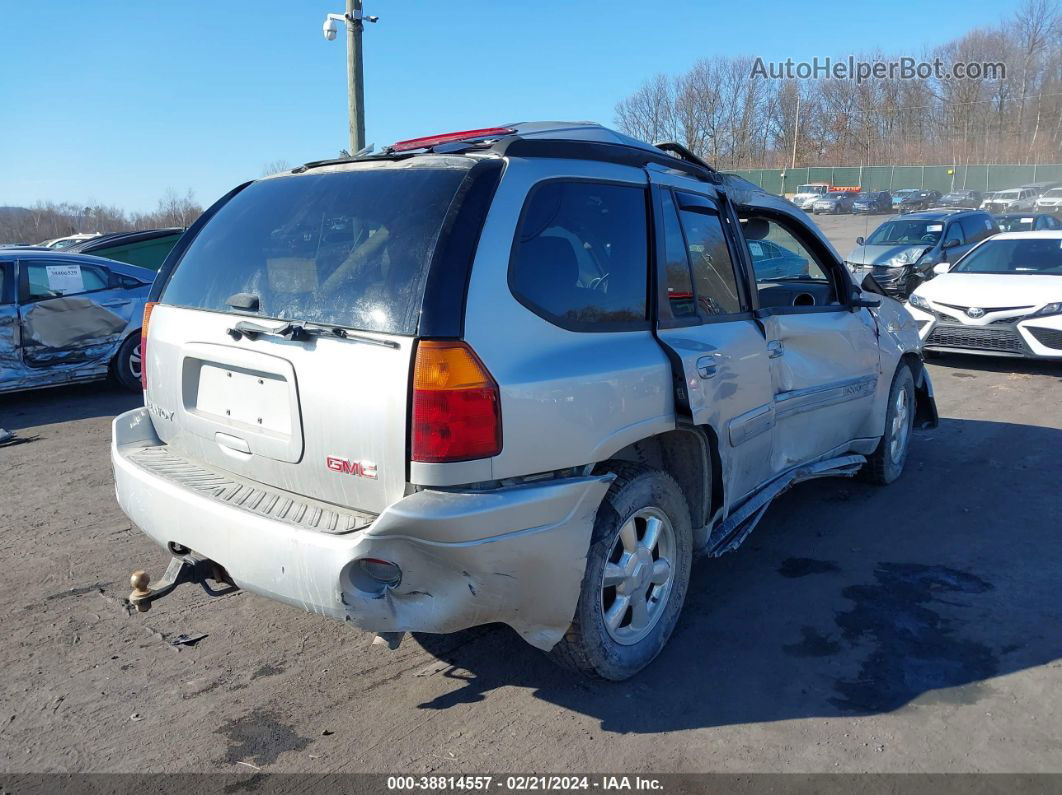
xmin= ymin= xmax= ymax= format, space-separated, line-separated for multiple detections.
xmin=112 ymin=407 xmax=612 ymax=651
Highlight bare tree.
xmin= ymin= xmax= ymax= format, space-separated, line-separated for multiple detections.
xmin=614 ymin=4 xmax=1062 ymax=170
xmin=261 ymin=159 xmax=292 ymax=176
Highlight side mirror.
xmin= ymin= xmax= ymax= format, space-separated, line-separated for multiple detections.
xmin=855 ymin=236 xmax=865 ymax=246
xmin=856 ymin=273 xmax=886 ymax=306
xmin=933 ymin=262 xmax=952 ymax=276
xmin=942 ymin=238 xmax=960 ymax=249
xmin=850 ymin=283 xmax=882 ymax=309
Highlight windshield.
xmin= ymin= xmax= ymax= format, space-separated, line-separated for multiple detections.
xmin=797 ymin=185 xmax=825 ymax=194
xmin=864 ymin=219 xmax=943 ymax=246
xmin=161 ymin=163 xmax=472 ymax=335
xmin=893 ymin=190 xmax=917 ymax=198
xmin=1042 ymin=189 xmax=1062 ymax=198
xmin=953 ymin=238 xmax=1062 ymax=274
xmin=995 ymin=190 xmax=1021 ymax=199
xmin=854 ymin=192 xmax=875 ymax=200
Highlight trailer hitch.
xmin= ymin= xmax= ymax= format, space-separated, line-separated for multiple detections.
xmin=128 ymin=554 xmax=238 ymax=613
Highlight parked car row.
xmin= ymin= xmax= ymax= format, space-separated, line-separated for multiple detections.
xmin=796 ymin=181 xmax=1062 ymax=217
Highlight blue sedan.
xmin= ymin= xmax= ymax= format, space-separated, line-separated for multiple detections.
xmin=0 ymin=249 xmax=153 ymax=394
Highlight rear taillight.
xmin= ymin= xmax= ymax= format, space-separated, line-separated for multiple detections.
xmin=411 ymin=341 xmax=501 ymax=463
xmin=140 ymin=302 xmax=157 ymax=390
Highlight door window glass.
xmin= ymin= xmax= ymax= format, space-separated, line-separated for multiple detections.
xmin=659 ymin=191 xmax=697 ymax=319
xmin=943 ymin=222 xmax=965 ymax=245
xmin=24 ymin=261 xmax=109 ymax=300
xmin=510 ymin=181 xmax=649 ymax=330
xmin=675 ymin=197 xmax=743 ymax=316
xmin=739 ymin=216 xmax=841 ymax=308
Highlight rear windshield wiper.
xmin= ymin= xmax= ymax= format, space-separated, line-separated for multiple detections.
xmin=226 ymin=319 xmax=399 ymax=348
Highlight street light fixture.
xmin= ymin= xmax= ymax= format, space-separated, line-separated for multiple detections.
xmin=322 ymin=3 xmax=379 ymax=154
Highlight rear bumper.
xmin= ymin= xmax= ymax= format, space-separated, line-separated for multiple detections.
xmin=112 ymin=408 xmax=611 ymax=650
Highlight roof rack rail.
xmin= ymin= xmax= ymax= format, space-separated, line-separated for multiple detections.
xmin=653 ymin=142 xmax=718 ymax=174
xmin=491 ymin=137 xmax=720 ymax=184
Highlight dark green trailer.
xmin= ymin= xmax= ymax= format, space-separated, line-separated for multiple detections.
xmin=68 ymin=228 xmax=184 ymax=271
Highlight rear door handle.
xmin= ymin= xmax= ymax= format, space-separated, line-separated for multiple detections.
xmin=767 ymin=340 xmax=784 ymax=358
xmin=696 ymin=355 xmax=718 ymax=379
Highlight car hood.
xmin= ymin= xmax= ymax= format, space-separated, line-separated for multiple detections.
xmin=915 ymin=272 xmax=1062 ymax=307
xmin=846 ymin=243 xmax=930 ymax=266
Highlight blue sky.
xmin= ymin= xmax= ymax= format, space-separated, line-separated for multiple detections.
xmin=2 ymin=0 xmax=1016 ymax=211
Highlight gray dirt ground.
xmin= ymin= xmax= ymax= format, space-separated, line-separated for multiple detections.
xmin=1 ymin=214 xmax=1060 ymax=774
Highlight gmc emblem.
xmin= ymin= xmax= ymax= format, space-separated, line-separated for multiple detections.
xmin=325 ymin=456 xmax=378 ymax=480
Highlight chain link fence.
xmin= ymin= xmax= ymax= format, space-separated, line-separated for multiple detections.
xmin=730 ymin=164 xmax=1062 ymax=196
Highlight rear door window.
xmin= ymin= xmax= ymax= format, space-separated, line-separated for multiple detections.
xmin=160 ymin=164 xmax=473 ymax=335
xmin=674 ymin=194 xmax=744 ymax=316
xmin=21 ymin=260 xmax=109 ymax=301
xmin=509 ymin=181 xmax=649 ymax=331
xmin=659 ymin=191 xmax=697 ymax=320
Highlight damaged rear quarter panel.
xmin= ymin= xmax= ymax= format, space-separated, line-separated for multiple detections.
xmin=342 ymin=476 xmax=615 ymax=651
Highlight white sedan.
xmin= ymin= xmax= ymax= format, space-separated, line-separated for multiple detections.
xmin=906 ymin=231 xmax=1062 ymax=359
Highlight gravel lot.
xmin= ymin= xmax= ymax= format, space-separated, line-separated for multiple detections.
xmin=1 ymin=214 xmax=1060 ymax=774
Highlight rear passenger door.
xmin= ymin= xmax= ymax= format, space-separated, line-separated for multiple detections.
xmin=650 ymin=179 xmax=777 ymax=504
xmin=17 ymin=258 xmax=129 ymax=369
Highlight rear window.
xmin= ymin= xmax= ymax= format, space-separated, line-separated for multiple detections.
xmin=160 ymin=163 xmax=472 ymax=335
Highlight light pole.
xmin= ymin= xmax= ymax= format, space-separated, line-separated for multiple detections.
xmin=323 ymin=3 xmax=378 ymax=155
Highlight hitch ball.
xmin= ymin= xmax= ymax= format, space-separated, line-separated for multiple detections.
xmin=129 ymin=570 xmax=153 ymax=612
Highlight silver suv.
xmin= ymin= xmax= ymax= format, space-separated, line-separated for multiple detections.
xmin=112 ymin=122 xmax=937 ymax=680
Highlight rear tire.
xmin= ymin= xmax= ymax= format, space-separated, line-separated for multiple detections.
xmin=112 ymin=332 xmax=142 ymax=392
xmin=549 ymin=463 xmax=693 ymax=680
xmin=862 ymin=364 xmax=915 ymax=485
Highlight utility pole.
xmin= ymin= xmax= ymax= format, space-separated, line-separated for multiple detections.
xmin=346 ymin=0 xmax=365 ymax=154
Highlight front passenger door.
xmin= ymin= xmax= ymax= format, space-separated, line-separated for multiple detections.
xmin=737 ymin=216 xmax=880 ymax=472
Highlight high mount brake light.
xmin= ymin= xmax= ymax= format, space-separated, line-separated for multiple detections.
xmin=140 ymin=302 xmax=157 ymax=390
xmin=411 ymin=341 xmax=501 ymax=463
xmin=390 ymin=127 xmax=515 ymax=153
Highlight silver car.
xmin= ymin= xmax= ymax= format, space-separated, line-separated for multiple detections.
xmin=112 ymin=122 xmax=937 ymax=679
xmin=1 ymin=250 xmax=152 ymax=393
